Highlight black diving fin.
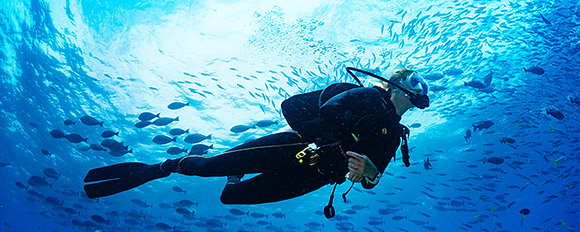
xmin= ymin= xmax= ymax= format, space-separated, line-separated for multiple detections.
xmin=83 ymin=162 xmax=169 ymax=199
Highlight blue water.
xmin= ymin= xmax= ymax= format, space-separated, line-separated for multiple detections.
xmin=1 ymin=0 xmax=579 ymax=231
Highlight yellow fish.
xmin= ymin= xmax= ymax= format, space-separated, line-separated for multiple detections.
xmin=551 ymin=158 xmax=560 ymax=167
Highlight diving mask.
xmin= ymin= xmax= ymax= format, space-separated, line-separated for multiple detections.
xmin=346 ymin=67 xmax=430 ymax=109
xmin=398 ymin=72 xmax=430 ymax=109
xmin=404 ymin=72 xmax=429 ymax=95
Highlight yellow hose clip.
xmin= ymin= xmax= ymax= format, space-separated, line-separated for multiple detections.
xmin=296 ymin=143 xmax=319 ymax=166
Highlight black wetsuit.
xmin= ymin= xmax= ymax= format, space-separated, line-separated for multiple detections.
xmin=174 ymin=83 xmax=403 ymax=204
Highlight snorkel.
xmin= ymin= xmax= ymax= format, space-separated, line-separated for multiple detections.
xmin=346 ymin=67 xmax=430 ymax=109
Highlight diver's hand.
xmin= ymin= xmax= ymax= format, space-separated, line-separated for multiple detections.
xmin=346 ymin=151 xmax=378 ymax=183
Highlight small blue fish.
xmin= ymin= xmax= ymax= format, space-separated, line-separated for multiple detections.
xmin=175 ymin=208 xmax=191 ymax=215
xmin=184 ymin=133 xmax=211 ymax=144
xmin=392 ymin=215 xmax=407 ymax=221
xmin=423 ymin=73 xmax=444 ymax=81
xmin=229 ymin=209 xmax=248 ymax=216
xmin=255 ymin=120 xmax=278 ymax=128
xmin=28 ymin=176 xmax=51 ymax=188
xmin=101 ymin=131 xmax=119 ymax=138
xmin=41 ymin=149 xmax=51 ymax=156
xmin=464 ymin=129 xmax=471 ymax=142
xmin=464 ymin=81 xmax=486 ymax=89
xmin=546 ymin=108 xmax=564 ymax=120
xmin=167 ymin=147 xmax=187 ymax=155
xmin=409 ymin=123 xmax=421 ymax=128
xmin=91 ymin=215 xmax=107 ymax=224
xmin=50 ymin=129 xmax=66 ymax=139
xmin=138 ymin=112 xmax=160 ymax=121
xmin=230 ymin=124 xmax=255 ymax=133
xmin=523 ymin=66 xmax=544 ymax=75
xmin=153 ymin=117 xmax=179 ymax=126
xmin=443 ymin=68 xmax=463 ymax=75
xmin=472 ymin=120 xmax=494 ymax=131
xmin=135 ymin=121 xmax=152 ymax=128
xmin=80 ymin=115 xmax=103 ymax=127
xmin=63 ymin=119 xmax=75 ymax=126
xmin=169 ymin=128 xmax=189 ymax=136
xmin=108 ymin=148 xmax=132 ymax=157
xmin=485 ymin=157 xmax=504 ymax=165
xmin=43 ymin=168 xmax=60 ymax=180
xmin=90 ymin=144 xmax=107 ymax=152
xmin=423 ymin=158 xmax=432 ymax=170
xmin=152 ymin=135 xmax=176 ymax=145
xmin=172 ymin=186 xmax=186 ymax=194
xmin=100 ymin=139 xmax=126 ymax=151
xmin=188 ymin=144 xmax=213 ymax=155
xmin=539 ymin=13 xmax=551 ymax=25
xmin=272 ymin=212 xmax=285 ymax=218
xmin=430 ymin=85 xmax=447 ymax=92
xmin=168 ymin=102 xmax=190 ymax=110
xmin=500 ymin=137 xmax=516 ymax=144
xmin=65 ymin=134 xmax=87 ymax=143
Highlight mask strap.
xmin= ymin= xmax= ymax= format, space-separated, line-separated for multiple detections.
xmin=346 ymin=67 xmax=418 ymax=98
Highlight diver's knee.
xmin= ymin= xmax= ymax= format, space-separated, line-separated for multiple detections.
xmin=178 ymin=156 xmax=208 ymax=175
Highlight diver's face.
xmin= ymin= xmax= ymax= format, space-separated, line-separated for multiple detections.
xmin=392 ymin=83 xmax=416 ymax=109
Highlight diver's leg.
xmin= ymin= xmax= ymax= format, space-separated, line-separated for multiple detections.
xmin=161 ymin=132 xmax=307 ymax=177
xmin=219 ymin=168 xmax=330 ymax=204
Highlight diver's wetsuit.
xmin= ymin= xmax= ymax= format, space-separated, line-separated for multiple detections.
xmin=170 ymin=83 xmax=403 ymax=204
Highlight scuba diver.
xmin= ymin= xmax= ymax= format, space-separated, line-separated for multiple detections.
xmin=83 ymin=67 xmax=430 ymax=218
